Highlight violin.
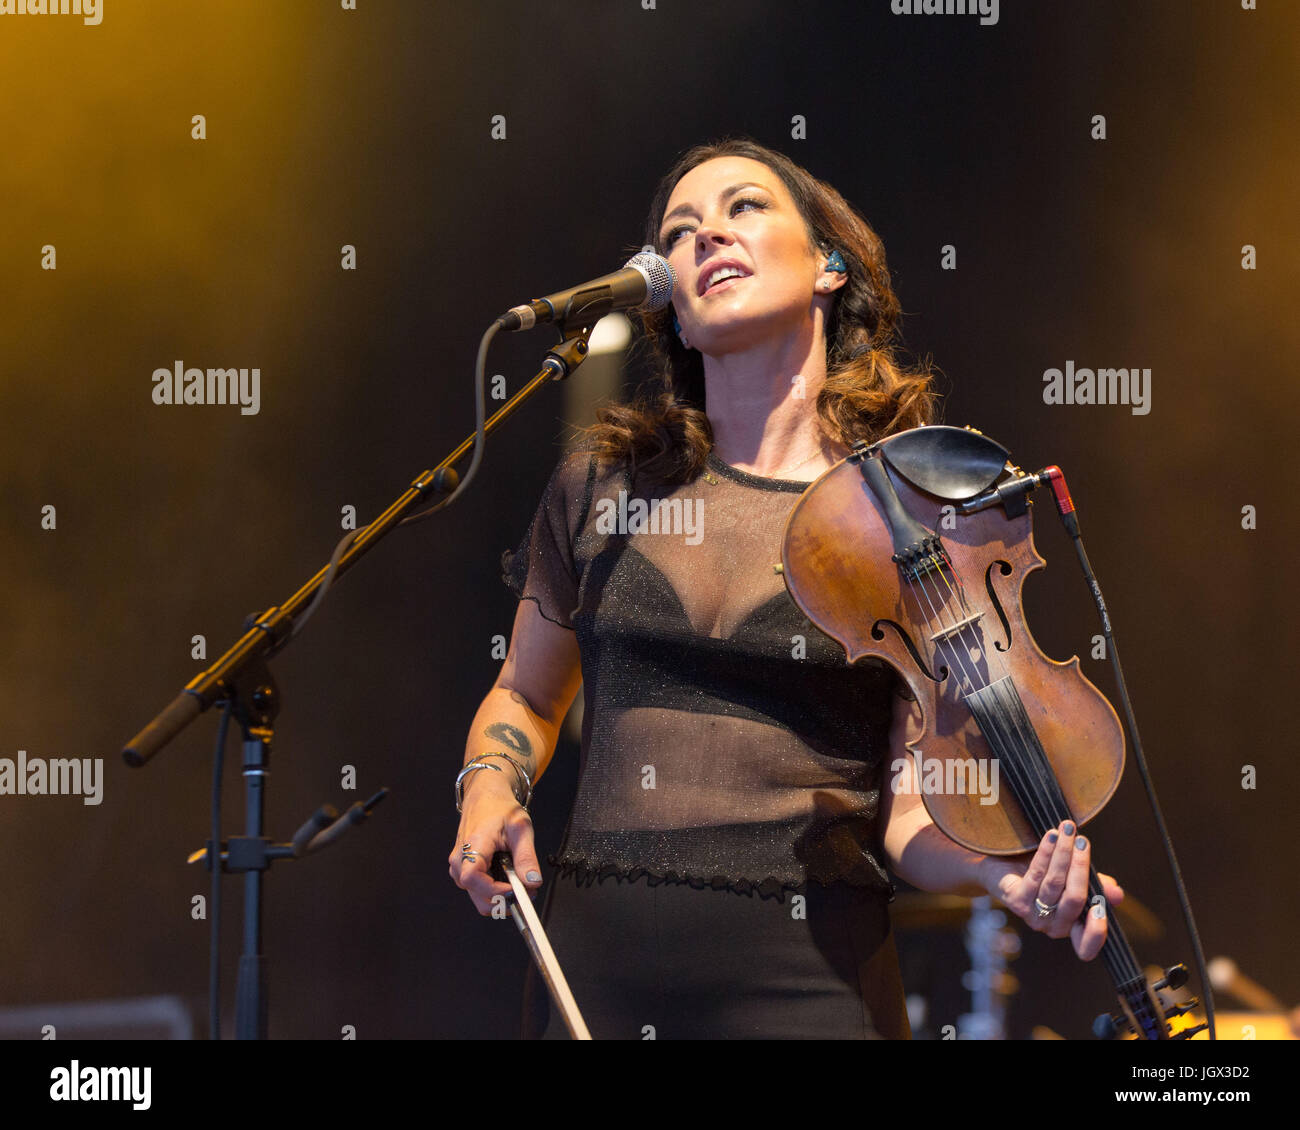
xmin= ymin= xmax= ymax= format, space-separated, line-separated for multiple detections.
xmin=780 ymin=424 xmax=1204 ymax=1040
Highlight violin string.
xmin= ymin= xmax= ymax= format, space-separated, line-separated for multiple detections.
xmin=917 ymin=552 xmax=1080 ymax=883
xmin=911 ymin=554 xmax=1044 ymax=824
xmin=929 ymin=549 xmax=1141 ymax=987
xmin=970 ymin=616 xmax=1095 ymax=879
xmin=909 ymin=550 xmax=1098 ymax=872
xmin=902 ymin=564 xmax=979 ymax=698
xmin=1095 ymin=872 xmax=1142 ymax=985
xmin=898 ymin=568 xmax=968 ymax=695
xmin=904 ymin=559 xmax=1048 ymax=829
xmin=908 ymin=550 xmax=986 ymax=695
xmin=906 ymin=558 xmax=1141 ymax=990
xmin=901 ymin=562 xmax=1042 ymax=835
xmin=930 ymin=618 xmax=1137 ymax=983
xmin=936 ymin=544 xmax=1059 ymax=826
xmin=904 ymin=559 xmax=1062 ymax=843
xmin=929 ymin=546 xmax=1063 ymax=832
xmin=979 ymin=671 xmax=1139 ymax=985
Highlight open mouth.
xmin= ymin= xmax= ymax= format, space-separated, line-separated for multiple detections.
xmin=699 ymin=263 xmax=751 ymax=296
xmin=703 ymin=275 xmax=745 ymax=296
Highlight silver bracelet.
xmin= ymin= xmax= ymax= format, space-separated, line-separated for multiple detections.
xmin=476 ymin=752 xmax=533 ymax=810
xmin=454 ymin=760 xmax=502 ymax=814
xmin=454 ymin=753 xmax=533 ymax=813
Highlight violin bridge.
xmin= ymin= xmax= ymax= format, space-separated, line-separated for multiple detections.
xmin=930 ymin=612 xmax=982 ymax=643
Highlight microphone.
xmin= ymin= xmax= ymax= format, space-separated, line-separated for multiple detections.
xmin=497 ymin=250 xmax=675 ymax=332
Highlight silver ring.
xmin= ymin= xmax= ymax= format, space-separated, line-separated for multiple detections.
xmin=461 ymin=842 xmax=478 ymax=863
xmin=1034 ymin=897 xmax=1057 ymax=918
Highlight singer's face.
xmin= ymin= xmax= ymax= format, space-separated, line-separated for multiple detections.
xmin=657 ymin=156 xmax=824 ymax=357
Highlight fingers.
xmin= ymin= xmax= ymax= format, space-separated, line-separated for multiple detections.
xmin=1071 ymin=891 xmax=1110 ymax=962
xmin=447 ymin=827 xmax=512 ymax=917
xmin=447 ymin=805 xmax=543 ymax=917
xmin=1003 ymin=821 xmax=1112 ymax=961
xmin=1033 ymin=823 xmax=1080 ymax=939
xmin=503 ymin=809 xmax=544 ymax=897
xmin=1064 ymin=832 xmax=1110 ymax=962
xmin=1097 ymin=871 xmax=1125 ymax=905
xmin=1003 ymin=823 xmax=1073 ymax=936
xmin=1057 ymin=825 xmax=1093 ymax=938
xmin=1015 ymin=827 xmax=1057 ymax=896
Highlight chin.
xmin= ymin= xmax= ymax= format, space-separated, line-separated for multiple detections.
xmin=695 ymin=312 xmax=801 ymax=356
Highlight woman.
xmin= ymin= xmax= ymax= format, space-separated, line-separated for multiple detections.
xmin=449 ymin=139 xmax=1123 ymax=1039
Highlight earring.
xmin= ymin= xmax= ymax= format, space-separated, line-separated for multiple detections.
xmin=672 ymin=312 xmax=691 ymax=350
xmin=825 ymin=250 xmax=847 ymax=273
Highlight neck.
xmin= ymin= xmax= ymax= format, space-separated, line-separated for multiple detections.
xmin=703 ymin=317 xmax=844 ymax=476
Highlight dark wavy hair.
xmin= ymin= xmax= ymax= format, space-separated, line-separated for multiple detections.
xmin=579 ymin=138 xmax=938 ymax=485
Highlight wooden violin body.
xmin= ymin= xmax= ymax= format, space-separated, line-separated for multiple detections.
xmin=782 ymin=434 xmax=1125 ymax=855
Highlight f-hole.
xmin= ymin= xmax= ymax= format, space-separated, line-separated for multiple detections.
xmin=873 ymin=619 xmax=944 ymax=683
xmin=983 ymin=560 xmax=1014 ymax=653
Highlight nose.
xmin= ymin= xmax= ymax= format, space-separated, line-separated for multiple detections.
xmin=694 ymin=213 xmax=734 ymax=254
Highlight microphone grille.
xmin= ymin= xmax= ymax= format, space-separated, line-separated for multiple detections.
xmin=626 ymin=249 xmax=676 ymax=311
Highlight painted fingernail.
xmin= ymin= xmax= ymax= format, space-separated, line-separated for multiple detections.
xmin=1062 ymin=821 xmax=1076 ymax=836
xmin=1091 ymin=898 xmax=1106 ymax=919
xmin=1047 ymin=831 xmax=1058 ymax=843
xmin=1076 ymin=837 xmax=1087 ymax=850
xmin=526 ymin=870 xmax=542 ymax=883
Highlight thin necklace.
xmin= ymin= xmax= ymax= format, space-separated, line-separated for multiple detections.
xmin=769 ymin=447 xmax=826 ymax=476
xmin=711 ymin=443 xmax=828 ymax=478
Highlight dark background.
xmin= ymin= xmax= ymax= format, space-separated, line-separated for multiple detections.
xmin=0 ymin=0 xmax=1294 ymax=1040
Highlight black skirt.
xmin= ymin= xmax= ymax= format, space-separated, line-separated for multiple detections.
xmin=521 ymin=870 xmax=911 ymax=1040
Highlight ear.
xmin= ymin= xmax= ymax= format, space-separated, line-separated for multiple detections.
xmin=816 ymin=248 xmax=849 ymax=294
xmin=815 ymin=266 xmax=848 ymax=295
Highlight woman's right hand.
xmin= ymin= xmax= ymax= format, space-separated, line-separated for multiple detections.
xmin=448 ymin=772 xmax=545 ymax=915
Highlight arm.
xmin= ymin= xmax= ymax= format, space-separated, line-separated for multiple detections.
xmin=448 ymin=598 xmax=582 ymax=915
xmin=879 ymin=693 xmax=993 ymax=896
xmin=879 ymin=693 xmax=1124 ymax=961
xmin=460 ymin=599 xmax=583 ymax=795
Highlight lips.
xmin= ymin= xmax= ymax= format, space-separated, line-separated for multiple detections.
xmin=698 ymin=259 xmax=752 ymax=296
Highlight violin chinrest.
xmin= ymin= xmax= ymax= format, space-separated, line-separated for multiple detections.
xmin=879 ymin=425 xmax=1010 ymax=501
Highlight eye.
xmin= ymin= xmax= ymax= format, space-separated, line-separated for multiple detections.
xmin=660 ymin=196 xmax=769 ymax=250
xmin=662 ymin=223 xmax=692 ymax=248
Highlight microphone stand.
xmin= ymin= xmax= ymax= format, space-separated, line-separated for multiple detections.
xmin=122 ymin=319 xmax=597 ymax=1038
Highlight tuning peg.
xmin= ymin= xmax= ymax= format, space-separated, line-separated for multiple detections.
xmin=1092 ymin=1011 xmax=1128 ymax=1040
xmin=1154 ymin=963 xmax=1190 ymax=992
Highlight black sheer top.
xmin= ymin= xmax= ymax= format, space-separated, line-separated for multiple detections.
xmin=501 ymin=448 xmax=904 ymax=898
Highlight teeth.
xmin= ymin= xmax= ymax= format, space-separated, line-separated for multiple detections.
xmin=706 ymin=266 xmax=747 ymax=289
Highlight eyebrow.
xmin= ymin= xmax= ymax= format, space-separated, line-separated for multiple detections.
xmin=660 ymin=182 xmax=772 ymax=229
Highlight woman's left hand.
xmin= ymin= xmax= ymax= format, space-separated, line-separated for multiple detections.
xmin=983 ymin=820 xmax=1124 ymax=961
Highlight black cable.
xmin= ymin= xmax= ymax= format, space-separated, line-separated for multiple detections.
xmin=1066 ymin=522 xmax=1216 ymax=1040
xmin=290 ymin=321 xmax=499 ymax=639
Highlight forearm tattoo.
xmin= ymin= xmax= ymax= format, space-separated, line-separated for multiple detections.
xmin=484 ymin=721 xmax=535 ymax=775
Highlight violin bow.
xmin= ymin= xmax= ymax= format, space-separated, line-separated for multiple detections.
xmin=490 ymin=852 xmax=592 ymax=1040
